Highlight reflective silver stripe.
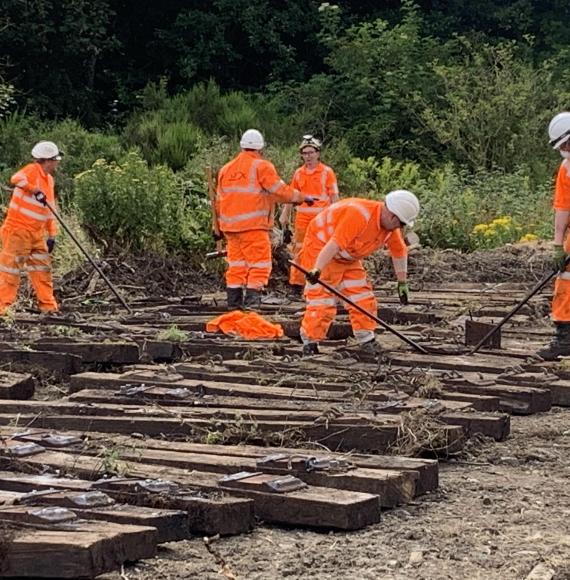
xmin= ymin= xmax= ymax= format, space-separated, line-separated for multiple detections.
xmin=0 ymin=265 xmax=21 ymax=275
xmin=317 ymin=230 xmax=327 ymax=242
xmin=307 ymin=298 xmax=337 ymax=307
xmin=348 ymin=201 xmax=371 ymax=222
xmin=338 ymin=249 xmax=354 ymax=260
xmin=228 ymin=260 xmax=247 ymax=267
xmin=13 ymin=189 xmax=47 ymax=208
xmin=9 ymin=203 xmax=49 ymax=221
xmin=25 ymin=265 xmax=50 ymax=272
xmin=330 ymin=183 xmax=339 ymax=194
xmin=314 ymin=213 xmax=326 ymax=228
xmin=298 ymin=206 xmax=323 ymax=214
xmin=339 ymin=278 xmax=367 ymax=290
xmin=320 ymin=168 xmax=328 ymax=196
xmin=349 ymin=290 xmax=375 ymax=302
xmin=267 ymin=179 xmax=285 ymax=194
xmin=559 ymin=272 xmax=570 ymax=280
xmin=218 ymin=210 xmax=268 ymax=224
xmin=30 ymin=253 xmax=49 ymax=260
xmin=392 ymin=256 xmax=408 ymax=273
xmin=247 ymin=261 xmax=272 ymax=268
xmin=227 ymin=284 xmax=243 ymax=288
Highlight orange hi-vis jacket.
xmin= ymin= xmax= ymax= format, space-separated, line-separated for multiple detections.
xmin=7 ymin=163 xmax=57 ymax=237
xmin=308 ymin=198 xmax=408 ymax=272
xmin=552 ymin=160 xmax=570 ymax=321
xmin=217 ymin=151 xmax=303 ymax=233
xmin=291 ymin=162 xmax=338 ymax=217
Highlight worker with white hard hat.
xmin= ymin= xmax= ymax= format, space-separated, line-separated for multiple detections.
xmin=0 ymin=140 xmax=63 ymax=315
xmin=299 ymin=190 xmax=420 ymax=356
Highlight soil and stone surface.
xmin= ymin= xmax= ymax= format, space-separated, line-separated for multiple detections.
xmin=97 ymin=408 xmax=570 ymax=580
xmin=94 ymin=242 xmax=570 ymax=580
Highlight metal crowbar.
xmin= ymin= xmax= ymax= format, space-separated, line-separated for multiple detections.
xmin=43 ymin=197 xmax=133 ymax=314
xmin=468 ymin=256 xmax=570 ymax=355
xmin=289 ymin=261 xmax=429 ymax=354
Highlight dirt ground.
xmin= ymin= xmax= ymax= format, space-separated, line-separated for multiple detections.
xmin=97 ymin=408 xmax=570 ymax=580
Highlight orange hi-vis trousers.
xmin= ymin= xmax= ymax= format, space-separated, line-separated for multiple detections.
xmin=0 ymin=225 xmax=58 ymax=314
xmin=225 ymin=229 xmax=272 ymax=290
xmin=553 ymin=237 xmax=570 ymax=322
xmin=289 ymin=212 xmax=314 ymax=286
xmin=299 ymin=242 xmax=377 ymax=344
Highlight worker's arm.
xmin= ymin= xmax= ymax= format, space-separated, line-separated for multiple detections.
xmin=279 ymin=204 xmax=293 ymax=227
xmin=554 ymin=210 xmax=570 ymax=245
xmin=326 ymin=169 xmax=340 ymax=204
xmin=386 ymin=229 xmax=408 ymax=282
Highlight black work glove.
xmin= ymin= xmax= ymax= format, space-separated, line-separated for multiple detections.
xmin=553 ymin=244 xmax=568 ymax=271
xmin=34 ymin=190 xmax=47 ymax=206
xmin=306 ymin=268 xmax=321 ymax=285
xmin=283 ymin=227 xmax=293 ymax=245
xmin=212 ymin=230 xmax=224 ymax=242
xmin=46 ymin=238 xmax=56 ymax=254
xmin=397 ymin=281 xmax=410 ymax=305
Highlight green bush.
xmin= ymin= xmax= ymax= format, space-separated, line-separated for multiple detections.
xmin=74 ymin=151 xmax=207 ymax=253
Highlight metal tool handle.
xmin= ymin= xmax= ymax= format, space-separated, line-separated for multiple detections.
xmin=44 ymin=199 xmax=133 ymax=314
xmin=468 ymin=256 xmax=570 ymax=355
xmin=289 ymin=261 xmax=429 ymax=354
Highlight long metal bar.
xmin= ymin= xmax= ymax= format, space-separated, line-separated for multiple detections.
xmin=289 ymin=261 xmax=429 ymax=354
xmin=44 ymin=199 xmax=133 ymax=314
xmin=468 ymin=258 xmax=570 ymax=355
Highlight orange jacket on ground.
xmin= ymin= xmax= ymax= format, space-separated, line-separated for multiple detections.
xmin=206 ymin=310 xmax=284 ymax=339
xmin=291 ymin=162 xmax=338 ymax=219
xmin=7 ymin=163 xmax=57 ymax=237
xmin=217 ymin=151 xmax=303 ymax=232
xmin=552 ymin=160 xmax=570 ymax=321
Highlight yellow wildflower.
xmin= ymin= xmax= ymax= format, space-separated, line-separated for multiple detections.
xmin=472 ymin=224 xmax=489 ymax=234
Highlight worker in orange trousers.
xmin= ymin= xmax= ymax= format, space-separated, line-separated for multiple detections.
xmin=299 ymin=191 xmax=420 ymax=356
xmin=538 ymin=112 xmax=570 ymax=359
xmin=216 ymin=129 xmax=314 ymax=310
xmin=279 ymin=135 xmax=339 ymax=297
xmin=0 ymin=141 xmax=63 ymax=316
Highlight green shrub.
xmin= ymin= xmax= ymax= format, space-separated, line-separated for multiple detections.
xmin=74 ymin=151 xmax=205 ymax=253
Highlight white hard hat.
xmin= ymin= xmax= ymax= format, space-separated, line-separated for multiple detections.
xmin=31 ymin=141 xmax=62 ymax=160
xmin=385 ymin=189 xmax=420 ymax=226
xmin=240 ymin=129 xmax=265 ymax=150
xmin=549 ymin=112 xmax=570 ymax=149
xmin=299 ymin=134 xmax=322 ymax=151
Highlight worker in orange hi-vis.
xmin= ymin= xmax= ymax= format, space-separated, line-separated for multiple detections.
xmin=0 ymin=141 xmax=62 ymax=316
xmin=537 ymin=112 xmax=570 ymax=359
xmin=216 ymin=129 xmax=315 ymax=310
xmin=298 ymin=190 xmax=420 ymax=357
xmin=279 ymin=135 xmax=339 ymax=298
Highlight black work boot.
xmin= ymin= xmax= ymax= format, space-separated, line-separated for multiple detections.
xmin=243 ymin=288 xmax=262 ymax=310
xmin=537 ymin=323 xmax=570 ymax=360
xmin=226 ymin=287 xmax=243 ymax=310
xmin=302 ymin=342 xmax=320 ymax=357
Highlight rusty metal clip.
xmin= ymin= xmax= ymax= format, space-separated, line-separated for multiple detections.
xmin=305 ymin=456 xmax=353 ymax=473
xmin=72 ymin=491 xmax=114 ymax=508
xmin=29 ymin=506 xmax=77 ymax=523
xmin=5 ymin=442 xmax=45 ymax=457
xmin=138 ymin=479 xmax=179 ymax=494
xmin=264 ymin=475 xmax=308 ymax=493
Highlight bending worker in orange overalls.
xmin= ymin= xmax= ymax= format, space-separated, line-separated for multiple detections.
xmin=216 ymin=129 xmax=314 ymax=310
xmin=279 ymin=135 xmax=339 ymax=298
xmin=537 ymin=112 xmax=570 ymax=359
xmin=0 ymin=141 xmax=62 ymax=316
xmin=299 ymin=190 xmax=420 ymax=356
